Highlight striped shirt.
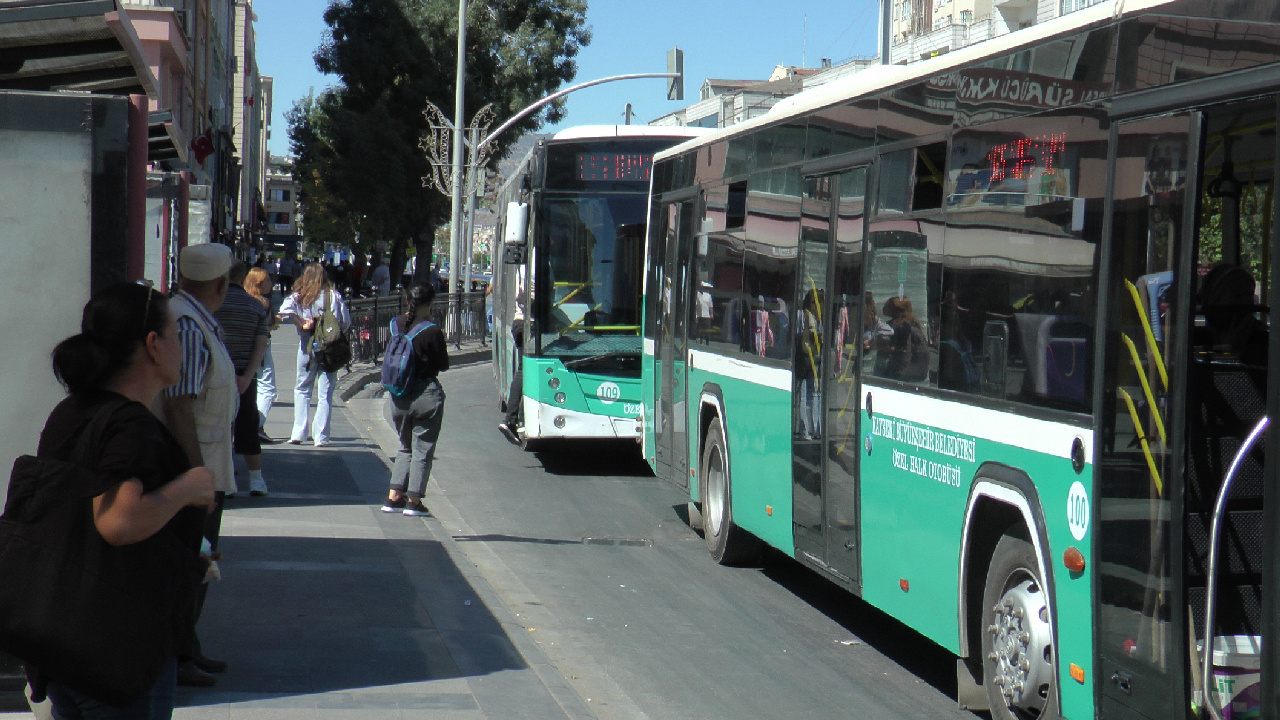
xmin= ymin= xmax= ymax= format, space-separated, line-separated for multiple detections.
xmin=164 ymin=290 xmax=221 ymax=398
xmin=213 ymin=284 xmax=270 ymax=372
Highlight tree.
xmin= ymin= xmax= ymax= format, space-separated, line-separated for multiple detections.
xmin=289 ymin=0 xmax=590 ymax=281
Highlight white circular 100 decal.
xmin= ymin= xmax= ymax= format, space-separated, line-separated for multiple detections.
xmin=596 ymin=382 xmax=621 ymax=405
xmin=1067 ymin=481 xmax=1089 ymax=541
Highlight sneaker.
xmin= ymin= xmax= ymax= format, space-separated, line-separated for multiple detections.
xmin=381 ymin=496 xmax=407 ymax=513
xmin=249 ymin=478 xmax=269 ymax=496
xmin=403 ymin=500 xmax=431 ymax=517
xmin=288 ymin=438 xmax=304 ymax=445
xmin=315 ymin=440 xmax=331 ymax=447
xmin=257 ymin=429 xmax=278 ymax=444
xmin=498 ymin=423 xmax=520 ymax=446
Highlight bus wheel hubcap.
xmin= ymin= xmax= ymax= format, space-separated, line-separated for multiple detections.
xmin=705 ymin=446 xmax=725 ymax=538
xmin=988 ymin=577 xmax=1053 ymax=716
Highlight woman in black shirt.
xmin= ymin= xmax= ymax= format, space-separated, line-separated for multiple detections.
xmin=32 ymin=283 xmax=215 ymax=718
xmin=381 ymin=283 xmax=450 ymax=517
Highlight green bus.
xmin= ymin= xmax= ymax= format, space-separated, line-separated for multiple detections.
xmin=492 ymin=126 xmax=707 ymax=447
xmin=642 ymin=2 xmax=1280 ymax=718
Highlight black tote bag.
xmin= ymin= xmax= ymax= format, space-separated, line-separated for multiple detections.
xmin=0 ymin=401 xmax=204 ymax=706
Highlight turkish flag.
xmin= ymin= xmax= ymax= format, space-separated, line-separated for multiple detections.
xmin=190 ymin=130 xmax=214 ymax=166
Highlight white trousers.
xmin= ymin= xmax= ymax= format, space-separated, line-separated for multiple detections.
xmin=292 ymin=347 xmax=336 ymax=445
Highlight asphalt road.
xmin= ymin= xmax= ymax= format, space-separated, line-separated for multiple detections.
xmin=353 ymin=361 xmax=980 ymax=720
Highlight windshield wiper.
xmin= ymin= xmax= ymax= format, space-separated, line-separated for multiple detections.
xmin=562 ymin=351 xmax=635 ymax=369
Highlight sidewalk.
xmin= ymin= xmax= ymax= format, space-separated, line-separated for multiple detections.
xmin=162 ymin=333 xmax=588 ymax=719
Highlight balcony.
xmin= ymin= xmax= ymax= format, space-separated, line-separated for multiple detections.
xmin=891 ymin=14 xmax=1003 ymax=64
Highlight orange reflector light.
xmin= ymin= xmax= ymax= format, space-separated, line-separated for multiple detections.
xmin=900 ymin=579 xmax=910 ymax=592
xmin=1063 ymin=547 xmax=1086 ymax=573
xmin=766 ymin=505 xmax=773 ymax=516
xmin=1070 ymin=663 xmax=1085 ymax=684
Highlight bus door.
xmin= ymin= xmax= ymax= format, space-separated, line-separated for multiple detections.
xmin=791 ymin=166 xmax=868 ymax=585
xmin=654 ymin=198 xmax=696 ymax=485
xmin=1099 ymin=97 xmax=1276 ymax=720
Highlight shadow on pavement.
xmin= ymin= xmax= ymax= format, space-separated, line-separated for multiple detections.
xmin=178 ymin=535 xmax=526 ymax=706
xmin=760 ymin=550 xmax=960 ymax=703
xmin=530 ymin=439 xmax=654 ymax=478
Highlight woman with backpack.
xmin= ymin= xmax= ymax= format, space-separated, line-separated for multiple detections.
xmin=278 ymin=263 xmax=350 ymax=446
xmin=12 ymin=283 xmax=215 ymax=718
xmin=381 ymin=283 xmax=450 ymax=517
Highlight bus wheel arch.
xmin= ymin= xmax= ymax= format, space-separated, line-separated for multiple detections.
xmin=958 ymin=465 xmax=1061 ymax=719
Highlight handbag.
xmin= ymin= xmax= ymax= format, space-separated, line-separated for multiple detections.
xmin=309 ymin=290 xmax=352 ymax=372
xmin=0 ymin=400 xmax=204 ymax=706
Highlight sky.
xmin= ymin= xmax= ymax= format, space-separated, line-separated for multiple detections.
xmin=255 ymin=0 xmax=883 ymax=158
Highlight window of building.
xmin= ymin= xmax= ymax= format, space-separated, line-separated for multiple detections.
xmin=273 ymin=212 xmax=290 ymax=225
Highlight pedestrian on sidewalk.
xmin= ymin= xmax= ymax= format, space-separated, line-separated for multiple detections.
xmin=279 ymin=262 xmax=351 ymax=446
xmin=23 ymin=282 xmax=215 ymax=719
xmin=382 ymin=283 xmax=450 ymax=517
xmin=214 ymin=261 xmax=271 ymax=496
xmin=161 ymin=243 xmax=239 ymax=687
xmin=244 ymin=267 xmax=278 ymax=442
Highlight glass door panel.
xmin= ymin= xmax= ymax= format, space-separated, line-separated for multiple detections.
xmin=1097 ymin=111 xmax=1197 ymax=720
xmin=824 ymin=166 xmax=868 ymax=584
xmin=793 ymin=176 xmax=832 ymax=560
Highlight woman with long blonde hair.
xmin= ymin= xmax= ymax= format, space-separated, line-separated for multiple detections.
xmin=244 ymin=267 xmax=279 ymax=440
xmin=278 ymin=263 xmax=350 ymax=445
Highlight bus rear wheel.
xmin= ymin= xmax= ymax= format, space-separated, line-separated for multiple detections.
xmin=701 ymin=417 xmax=760 ymax=565
xmin=981 ymin=533 xmax=1057 ymax=720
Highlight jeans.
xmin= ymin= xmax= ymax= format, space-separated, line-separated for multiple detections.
xmin=46 ymin=658 xmax=177 ymax=720
xmin=256 ymin=346 xmax=276 ymax=428
xmin=292 ymin=347 xmax=335 ymax=445
xmin=389 ymin=381 xmax=445 ymax=499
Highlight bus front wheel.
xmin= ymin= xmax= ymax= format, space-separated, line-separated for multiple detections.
xmin=981 ymin=533 xmax=1057 ymax=720
xmin=700 ymin=417 xmax=760 ymax=565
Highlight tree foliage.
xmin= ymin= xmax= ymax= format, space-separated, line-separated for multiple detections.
xmin=288 ymin=0 xmax=590 ymax=274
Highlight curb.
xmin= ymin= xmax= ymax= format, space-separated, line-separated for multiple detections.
xmin=337 ymin=345 xmax=491 ymax=401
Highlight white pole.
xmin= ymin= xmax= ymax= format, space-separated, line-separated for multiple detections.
xmin=447 ymin=0 xmax=467 ymax=340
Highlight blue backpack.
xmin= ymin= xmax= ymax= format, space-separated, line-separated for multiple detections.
xmin=381 ymin=317 xmax=435 ymax=397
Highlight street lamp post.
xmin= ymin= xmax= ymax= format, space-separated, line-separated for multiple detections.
xmin=446 ymin=0 xmax=467 ymax=342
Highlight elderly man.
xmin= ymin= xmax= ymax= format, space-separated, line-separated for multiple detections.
xmin=162 ymin=243 xmax=238 ymax=687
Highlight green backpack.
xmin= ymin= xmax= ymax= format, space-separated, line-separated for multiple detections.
xmin=309 ymin=291 xmax=351 ymax=372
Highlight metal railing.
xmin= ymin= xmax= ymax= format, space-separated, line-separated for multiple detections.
xmin=346 ymin=293 xmax=489 ymax=364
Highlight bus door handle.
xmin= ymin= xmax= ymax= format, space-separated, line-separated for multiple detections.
xmin=1200 ymin=416 xmax=1268 ymax=720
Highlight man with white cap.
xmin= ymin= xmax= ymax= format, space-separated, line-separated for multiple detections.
xmin=161 ymin=242 xmax=237 ymax=687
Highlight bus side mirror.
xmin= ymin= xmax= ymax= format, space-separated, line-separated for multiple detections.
xmin=503 ymin=201 xmax=529 ymax=265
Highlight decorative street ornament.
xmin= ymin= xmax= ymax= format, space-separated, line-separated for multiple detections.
xmin=421 ymin=100 xmax=496 ymax=198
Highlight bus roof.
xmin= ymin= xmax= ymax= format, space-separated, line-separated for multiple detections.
xmin=551 ymin=125 xmax=710 ymax=142
xmin=652 ymin=0 xmax=1176 ymax=163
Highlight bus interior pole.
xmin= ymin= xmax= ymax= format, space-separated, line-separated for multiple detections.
xmin=447 ymin=0 xmax=467 ymax=345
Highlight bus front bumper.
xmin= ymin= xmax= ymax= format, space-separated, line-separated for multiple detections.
xmin=523 ymin=398 xmax=642 ymax=440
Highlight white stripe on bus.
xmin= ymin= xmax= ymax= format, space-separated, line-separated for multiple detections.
xmin=863 ymin=384 xmax=1092 ymax=461
xmin=688 ymin=349 xmax=791 ymax=391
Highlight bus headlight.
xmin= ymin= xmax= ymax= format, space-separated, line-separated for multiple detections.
xmin=554 ymin=415 xmax=567 ymax=428
xmin=549 ymin=377 xmax=560 ymax=390
xmin=554 ymin=392 xmax=566 ymax=404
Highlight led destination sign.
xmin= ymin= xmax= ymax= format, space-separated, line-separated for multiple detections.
xmin=576 ymin=153 xmax=652 ymax=182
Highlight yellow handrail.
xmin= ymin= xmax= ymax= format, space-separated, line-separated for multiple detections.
xmin=1121 ymin=333 xmax=1167 ymax=445
xmin=1125 ymin=279 xmax=1168 ymax=390
xmin=1118 ymin=387 xmax=1164 ymax=495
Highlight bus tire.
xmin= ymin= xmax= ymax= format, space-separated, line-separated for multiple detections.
xmin=981 ymin=532 xmax=1057 ymax=720
xmin=687 ymin=501 xmax=704 ymax=533
xmin=700 ymin=417 xmax=761 ymax=565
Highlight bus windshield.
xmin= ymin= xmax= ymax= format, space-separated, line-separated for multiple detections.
xmin=534 ymin=193 xmax=647 ymax=360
